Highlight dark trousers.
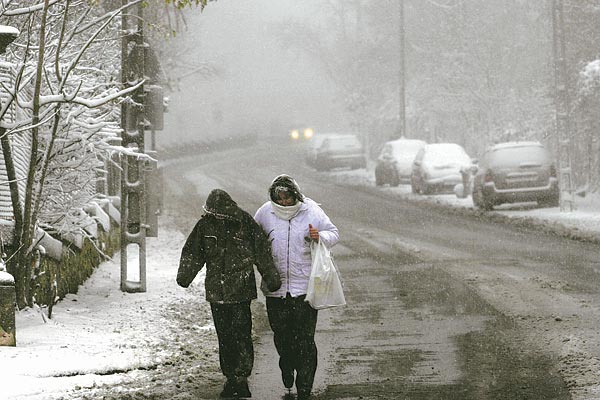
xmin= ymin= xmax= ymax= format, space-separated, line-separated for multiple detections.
xmin=210 ymin=301 xmax=254 ymax=379
xmin=266 ymin=294 xmax=319 ymax=393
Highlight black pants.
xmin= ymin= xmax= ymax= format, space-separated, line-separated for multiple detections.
xmin=266 ymin=294 xmax=318 ymax=393
xmin=210 ymin=301 xmax=254 ymax=379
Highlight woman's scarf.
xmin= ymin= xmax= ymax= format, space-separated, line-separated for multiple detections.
xmin=271 ymin=201 xmax=301 ymax=221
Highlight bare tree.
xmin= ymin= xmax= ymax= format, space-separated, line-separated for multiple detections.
xmin=0 ymin=0 xmax=211 ymax=308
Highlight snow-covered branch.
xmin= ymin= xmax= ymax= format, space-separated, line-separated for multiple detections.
xmin=16 ymin=80 xmax=144 ymax=109
xmin=0 ymin=0 xmax=60 ymax=16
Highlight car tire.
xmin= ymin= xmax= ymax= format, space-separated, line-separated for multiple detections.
xmin=473 ymin=187 xmax=493 ymax=211
xmin=422 ymin=183 xmax=432 ymax=195
xmin=391 ymin=172 xmax=400 ymax=187
xmin=539 ymin=193 xmax=559 ymax=208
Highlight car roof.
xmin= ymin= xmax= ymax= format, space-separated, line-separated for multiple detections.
xmin=386 ymin=138 xmax=427 ymax=147
xmin=424 ymin=143 xmax=465 ymax=151
xmin=489 ymin=141 xmax=544 ymax=151
xmin=421 ymin=143 xmax=471 ymax=164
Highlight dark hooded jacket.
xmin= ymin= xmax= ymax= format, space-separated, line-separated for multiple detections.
xmin=177 ymin=189 xmax=281 ymax=303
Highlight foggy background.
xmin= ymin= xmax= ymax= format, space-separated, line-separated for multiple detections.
xmin=161 ymin=0 xmax=349 ymax=146
xmin=156 ymin=1 xmax=600 ymax=194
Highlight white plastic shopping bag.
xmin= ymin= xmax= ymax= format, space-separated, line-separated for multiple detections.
xmin=305 ymin=240 xmax=346 ymax=309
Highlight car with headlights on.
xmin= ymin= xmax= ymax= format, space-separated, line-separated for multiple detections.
xmin=375 ymin=138 xmax=426 ymax=186
xmin=289 ymin=125 xmax=314 ymax=142
xmin=411 ymin=143 xmax=474 ymax=194
xmin=313 ymin=133 xmax=367 ymax=171
xmin=472 ymin=141 xmax=559 ymax=210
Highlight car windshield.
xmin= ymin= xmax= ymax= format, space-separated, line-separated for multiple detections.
xmin=423 ymin=145 xmax=470 ymax=166
xmin=489 ymin=145 xmax=548 ymax=168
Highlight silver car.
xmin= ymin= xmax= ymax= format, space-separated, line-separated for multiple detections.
xmin=472 ymin=141 xmax=559 ymax=210
xmin=313 ymin=134 xmax=367 ymax=171
xmin=411 ymin=143 xmax=474 ymax=194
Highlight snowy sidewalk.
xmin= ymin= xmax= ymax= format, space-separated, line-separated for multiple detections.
xmin=1 ymin=220 xmax=209 ymax=400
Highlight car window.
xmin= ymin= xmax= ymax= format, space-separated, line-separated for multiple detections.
xmin=489 ymin=145 xmax=549 ymax=168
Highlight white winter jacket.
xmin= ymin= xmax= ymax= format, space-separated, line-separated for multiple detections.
xmin=254 ymin=198 xmax=339 ymax=298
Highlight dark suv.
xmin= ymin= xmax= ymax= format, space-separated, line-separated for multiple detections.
xmin=472 ymin=141 xmax=559 ymax=210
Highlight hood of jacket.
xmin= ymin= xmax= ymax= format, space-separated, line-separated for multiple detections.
xmin=203 ymin=189 xmax=243 ymax=220
xmin=269 ymin=174 xmax=304 ymax=203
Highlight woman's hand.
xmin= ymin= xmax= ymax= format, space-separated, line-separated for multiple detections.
xmin=308 ymin=224 xmax=320 ymax=241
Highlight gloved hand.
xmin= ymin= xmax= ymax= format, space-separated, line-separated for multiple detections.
xmin=308 ymin=224 xmax=320 ymax=241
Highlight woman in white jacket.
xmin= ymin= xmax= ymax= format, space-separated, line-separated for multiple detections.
xmin=254 ymin=174 xmax=339 ymax=400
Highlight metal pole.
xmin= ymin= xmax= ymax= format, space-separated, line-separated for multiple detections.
xmin=398 ymin=0 xmax=406 ymax=139
xmin=552 ymin=0 xmax=574 ymax=212
xmin=120 ymin=1 xmax=147 ymax=292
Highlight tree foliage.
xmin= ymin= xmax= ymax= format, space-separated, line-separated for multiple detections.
xmin=280 ymin=1 xmax=600 ymax=192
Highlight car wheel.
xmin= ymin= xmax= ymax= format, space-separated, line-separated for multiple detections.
xmin=473 ymin=187 xmax=493 ymax=211
xmin=422 ymin=183 xmax=432 ymax=195
xmin=375 ymin=171 xmax=383 ymax=186
xmin=538 ymin=193 xmax=559 ymax=208
xmin=391 ymin=172 xmax=400 ymax=187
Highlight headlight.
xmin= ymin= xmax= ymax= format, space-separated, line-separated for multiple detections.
xmin=290 ymin=130 xmax=300 ymax=140
xmin=303 ymin=128 xmax=314 ymax=139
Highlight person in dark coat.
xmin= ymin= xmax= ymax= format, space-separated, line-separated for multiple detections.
xmin=177 ymin=189 xmax=281 ymax=399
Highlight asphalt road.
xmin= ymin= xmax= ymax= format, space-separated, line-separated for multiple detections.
xmin=151 ymin=140 xmax=600 ymax=400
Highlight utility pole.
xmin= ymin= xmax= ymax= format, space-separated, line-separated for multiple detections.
xmin=398 ymin=0 xmax=406 ymax=140
xmin=551 ymin=0 xmax=574 ymax=212
xmin=120 ymin=1 xmax=147 ymax=292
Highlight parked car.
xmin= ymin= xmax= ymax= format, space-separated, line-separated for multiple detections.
xmin=375 ymin=138 xmax=426 ymax=186
xmin=472 ymin=141 xmax=559 ymax=210
xmin=411 ymin=143 xmax=474 ymax=194
xmin=312 ymin=133 xmax=367 ymax=171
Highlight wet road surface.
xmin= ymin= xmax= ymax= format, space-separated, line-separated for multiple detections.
xmin=73 ymin=141 xmax=600 ymax=399
xmin=158 ymin=142 xmax=592 ymax=399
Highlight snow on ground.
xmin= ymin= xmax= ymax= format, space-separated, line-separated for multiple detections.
xmin=329 ymin=164 xmax=600 ymax=240
xmin=1 ymin=220 xmax=211 ymax=400
xmin=2 ymin=163 xmax=600 ymax=399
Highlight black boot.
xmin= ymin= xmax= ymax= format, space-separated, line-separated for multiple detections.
xmin=297 ymin=389 xmax=311 ymax=400
xmin=281 ymin=369 xmax=294 ymax=389
xmin=219 ymin=378 xmax=236 ymax=398
xmin=236 ymin=377 xmax=252 ymax=398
